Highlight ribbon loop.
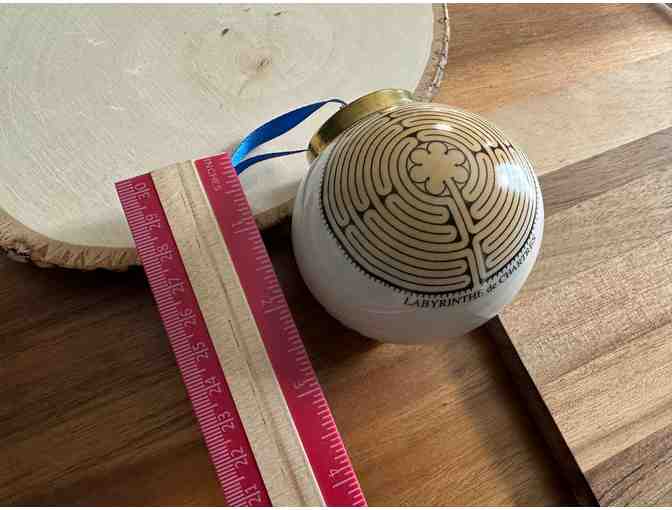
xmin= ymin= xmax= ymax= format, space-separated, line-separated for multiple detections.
xmin=231 ymin=98 xmax=346 ymax=174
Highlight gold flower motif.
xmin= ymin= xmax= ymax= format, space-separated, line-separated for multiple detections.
xmin=409 ymin=142 xmax=469 ymax=195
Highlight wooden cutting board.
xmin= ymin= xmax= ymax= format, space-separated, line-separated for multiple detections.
xmin=464 ymin=5 xmax=672 ymax=504
xmin=492 ymin=126 xmax=672 ymax=504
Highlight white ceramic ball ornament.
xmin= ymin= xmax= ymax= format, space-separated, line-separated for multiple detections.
xmin=292 ymin=90 xmax=544 ymax=343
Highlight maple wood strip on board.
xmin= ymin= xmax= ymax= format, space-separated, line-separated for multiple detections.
xmin=497 ymin=124 xmax=672 ymax=505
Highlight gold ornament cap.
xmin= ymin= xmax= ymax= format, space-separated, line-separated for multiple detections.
xmin=308 ymin=89 xmax=416 ymax=161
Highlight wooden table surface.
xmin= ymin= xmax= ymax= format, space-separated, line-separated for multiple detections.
xmin=1 ymin=4 xmax=668 ymax=505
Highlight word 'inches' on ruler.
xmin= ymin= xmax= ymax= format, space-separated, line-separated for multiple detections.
xmin=115 ymin=153 xmax=365 ymax=507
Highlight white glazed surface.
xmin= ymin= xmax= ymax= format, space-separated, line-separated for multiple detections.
xmin=292 ymin=106 xmax=544 ymax=344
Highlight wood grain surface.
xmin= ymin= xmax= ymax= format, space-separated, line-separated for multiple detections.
xmin=2 ymin=4 xmax=669 ymax=505
xmin=0 ymin=223 xmax=570 ymax=505
xmin=476 ymin=4 xmax=672 ymax=505
xmin=496 ymin=127 xmax=672 ymax=505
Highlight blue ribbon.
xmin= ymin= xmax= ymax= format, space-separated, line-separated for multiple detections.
xmin=231 ymin=99 xmax=346 ymax=174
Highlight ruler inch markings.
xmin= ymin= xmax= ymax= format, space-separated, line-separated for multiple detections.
xmin=198 ymin=154 xmax=365 ymax=507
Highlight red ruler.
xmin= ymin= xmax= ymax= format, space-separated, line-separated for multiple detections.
xmin=115 ymin=153 xmax=365 ymax=506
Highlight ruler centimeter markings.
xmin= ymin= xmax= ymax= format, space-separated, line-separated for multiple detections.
xmin=153 ymin=161 xmax=316 ymax=506
xmin=116 ymin=173 xmax=270 ymax=507
xmin=115 ymin=153 xmax=366 ymax=507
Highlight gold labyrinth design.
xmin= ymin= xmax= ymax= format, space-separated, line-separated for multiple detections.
xmin=320 ymin=104 xmax=539 ymax=295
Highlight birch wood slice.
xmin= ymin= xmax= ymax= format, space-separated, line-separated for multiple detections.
xmin=0 ymin=4 xmax=449 ymax=270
